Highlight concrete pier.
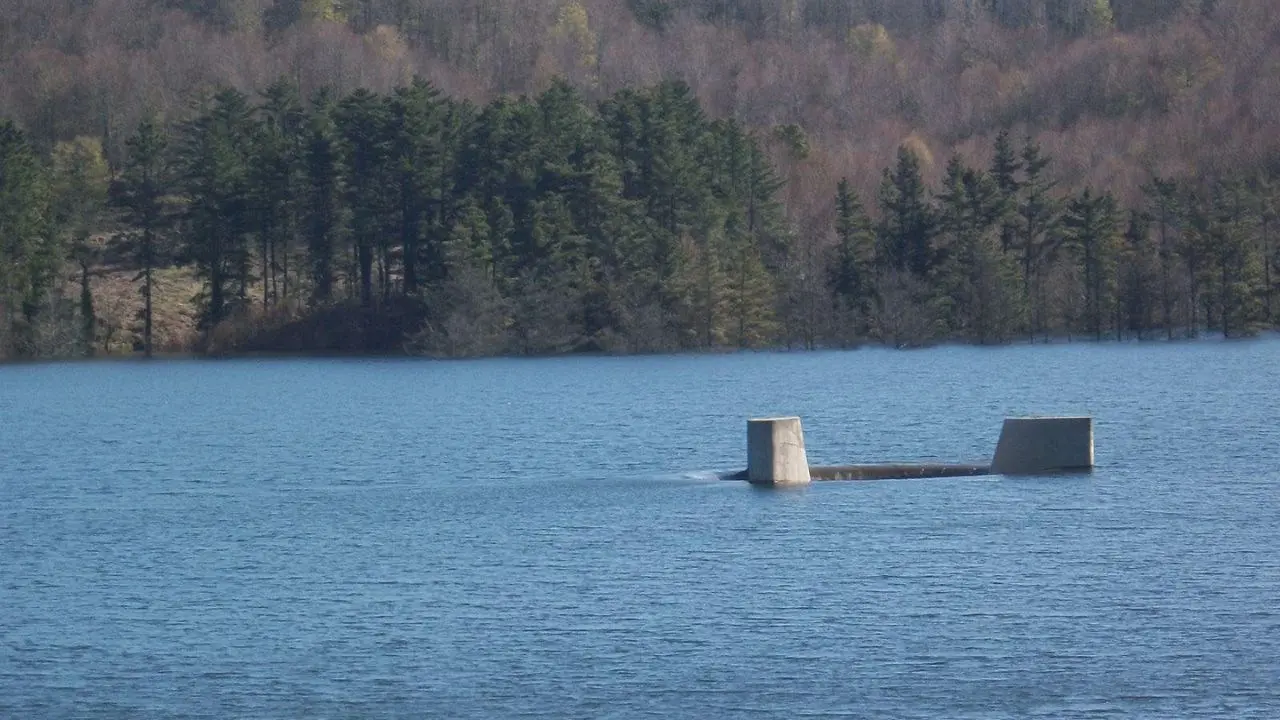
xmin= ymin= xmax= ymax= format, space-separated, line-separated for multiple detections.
xmin=732 ymin=415 xmax=1094 ymax=484
xmin=746 ymin=417 xmax=811 ymax=486
xmin=991 ymin=416 xmax=1094 ymax=475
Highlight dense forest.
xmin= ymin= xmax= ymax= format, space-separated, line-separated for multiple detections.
xmin=1 ymin=0 xmax=1278 ymax=358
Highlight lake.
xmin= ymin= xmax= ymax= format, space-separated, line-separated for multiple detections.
xmin=2 ymin=341 xmax=1279 ymax=718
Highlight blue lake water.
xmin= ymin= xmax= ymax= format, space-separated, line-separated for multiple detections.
xmin=2 ymin=341 xmax=1279 ymax=718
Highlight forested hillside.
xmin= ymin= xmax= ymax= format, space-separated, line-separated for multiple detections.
xmin=1 ymin=0 xmax=1278 ymax=358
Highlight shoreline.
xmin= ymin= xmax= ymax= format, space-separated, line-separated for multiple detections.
xmin=2 ymin=330 xmax=1273 ymax=368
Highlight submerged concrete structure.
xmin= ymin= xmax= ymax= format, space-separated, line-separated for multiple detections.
xmin=810 ymin=463 xmax=989 ymax=481
xmin=746 ymin=417 xmax=811 ymax=486
xmin=736 ymin=414 xmax=1094 ymax=485
xmin=990 ymin=416 xmax=1094 ymax=475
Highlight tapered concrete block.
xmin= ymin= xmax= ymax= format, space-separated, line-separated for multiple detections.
xmin=991 ymin=417 xmax=1094 ymax=475
xmin=747 ymin=417 xmax=811 ymax=486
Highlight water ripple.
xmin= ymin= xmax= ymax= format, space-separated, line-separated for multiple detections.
xmin=2 ymin=343 xmax=1279 ymax=717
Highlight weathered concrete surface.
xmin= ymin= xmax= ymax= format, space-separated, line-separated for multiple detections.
xmin=747 ymin=417 xmax=811 ymax=486
xmin=810 ymin=464 xmax=990 ymax=481
xmin=991 ymin=416 xmax=1094 ymax=475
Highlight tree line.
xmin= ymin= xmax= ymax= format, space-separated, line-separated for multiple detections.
xmin=1 ymin=79 xmax=787 ymax=357
xmin=824 ymin=136 xmax=1277 ymax=348
xmin=1 ymin=77 xmax=1276 ymax=360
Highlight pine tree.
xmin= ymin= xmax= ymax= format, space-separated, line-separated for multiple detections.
xmin=113 ymin=117 xmax=173 ymax=357
xmin=667 ymin=218 xmax=730 ymax=349
xmin=830 ymin=177 xmax=875 ymax=337
xmin=1252 ymin=174 xmax=1277 ymax=328
xmin=932 ymin=156 xmax=971 ymax=336
xmin=1180 ymin=184 xmax=1213 ymax=337
xmin=1117 ymin=210 xmax=1157 ymax=339
xmin=557 ymin=138 xmax=636 ymax=346
xmin=1017 ymin=138 xmax=1058 ymax=339
xmin=877 ymin=145 xmax=934 ymax=278
xmin=507 ymin=193 xmax=586 ymax=353
xmin=1142 ymin=177 xmax=1182 ymax=338
xmin=334 ymin=88 xmax=395 ymax=308
xmin=414 ymin=196 xmax=509 ymax=358
xmin=933 ymin=156 xmax=1020 ymax=343
xmin=302 ymin=88 xmax=344 ymax=305
xmin=990 ymin=130 xmax=1022 ymax=254
xmin=251 ymin=79 xmax=306 ymax=308
xmin=177 ymin=88 xmax=256 ymax=329
xmin=1207 ymin=179 xmax=1261 ymax=338
xmin=1063 ymin=188 xmax=1120 ymax=341
xmin=0 ymin=120 xmax=53 ymax=357
xmin=389 ymin=77 xmax=445 ymax=296
xmin=458 ymin=97 xmax=540 ymax=280
xmin=603 ymin=81 xmax=711 ymax=275
xmin=706 ymin=119 xmax=783 ymax=347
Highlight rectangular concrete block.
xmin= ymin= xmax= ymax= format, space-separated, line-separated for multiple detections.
xmin=991 ymin=417 xmax=1094 ymax=475
xmin=747 ymin=417 xmax=811 ymax=486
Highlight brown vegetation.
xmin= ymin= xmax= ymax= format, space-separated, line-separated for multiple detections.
xmin=3 ymin=0 xmax=1279 ymax=358
xmin=5 ymin=2 xmax=1279 ymax=195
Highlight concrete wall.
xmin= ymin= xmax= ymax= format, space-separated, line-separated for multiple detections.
xmin=991 ymin=417 xmax=1094 ymax=475
xmin=747 ymin=417 xmax=811 ymax=486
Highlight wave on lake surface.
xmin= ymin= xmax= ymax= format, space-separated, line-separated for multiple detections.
xmin=2 ymin=341 xmax=1279 ymax=717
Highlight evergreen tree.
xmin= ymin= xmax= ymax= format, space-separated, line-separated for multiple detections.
xmin=1063 ymin=187 xmax=1120 ymax=340
xmin=933 ymin=156 xmax=1020 ymax=342
xmin=334 ymin=88 xmax=395 ymax=308
xmin=415 ymin=196 xmax=509 ymax=358
xmin=667 ymin=218 xmax=730 ymax=349
xmin=990 ymin=130 xmax=1022 ymax=253
xmin=251 ymin=79 xmax=306 ymax=308
xmin=302 ymin=89 xmax=344 ymax=305
xmin=0 ymin=120 xmax=54 ymax=357
xmin=514 ymin=192 xmax=587 ymax=352
xmin=555 ymin=132 xmax=637 ymax=347
xmin=1206 ymin=179 xmax=1261 ymax=337
xmin=1251 ymin=174 xmax=1277 ymax=327
xmin=1142 ymin=176 xmax=1182 ymax=338
xmin=432 ymin=100 xmax=476 ymax=281
xmin=1179 ymin=183 xmax=1213 ymax=337
xmin=710 ymin=119 xmax=788 ymax=269
xmin=177 ymin=88 xmax=256 ymax=329
xmin=21 ymin=70 xmax=1280 ymax=357
xmin=877 ymin=145 xmax=935 ymax=278
xmin=722 ymin=209 xmax=777 ymax=348
xmin=388 ymin=77 xmax=445 ymax=296
xmin=830 ymin=177 xmax=875 ymax=336
xmin=113 ymin=117 xmax=173 ymax=357
xmin=602 ymin=81 xmax=711 ymax=278
xmin=1017 ymin=138 xmax=1058 ymax=339
xmin=458 ymin=96 xmax=540 ymax=281
xmin=706 ymin=119 xmax=782 ymax=347
xmin=1117 ymin=210 xmax=1157 ymax=339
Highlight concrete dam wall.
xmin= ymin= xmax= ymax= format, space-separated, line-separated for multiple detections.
xmin=738 ymin=416 xmax=1094 ymax=487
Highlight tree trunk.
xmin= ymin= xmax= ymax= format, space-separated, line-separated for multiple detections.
xmin=270 ymin=229 xmax=279 ymax=306
xmin=1221 ymin=261 xmax=1230 ymax=338
xmin=1160 ymin=222 xmax=1172 ymax=340
xmin=359 ymin=239 xmax=374 ymax=308
xmin=1187 ymin=258 xmax=1198 ymax=338
xmin=1263 ymin=219 xmax=1273 ymax=326
xmin=280 ymin=232 xmax=290 ymax=303
xmin=80 ymin=260 xmax=95 ymax=357
xmin=262 ymin=232 xmax=270 ymax=309
xmin=143 ymin=228 xmax=153 ymax=358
